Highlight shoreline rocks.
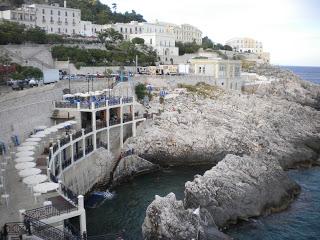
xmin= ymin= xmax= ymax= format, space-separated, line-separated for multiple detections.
xmin=137 ymin=65 xmax=320 ymax=239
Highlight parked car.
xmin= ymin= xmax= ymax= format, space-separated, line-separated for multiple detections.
xmin=6 ymin=79 xmax=15 ymax=86
xmin=11 ymin=80 xmax=25 ymax=90
xmin=28 ymin=79 xmax=39 ymax=87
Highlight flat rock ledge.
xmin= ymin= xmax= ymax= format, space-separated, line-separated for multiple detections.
xmin=142 ymin=154 xmax=300 ymax=239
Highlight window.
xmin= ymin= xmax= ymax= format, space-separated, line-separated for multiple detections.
xmin=125 ymin=28 xmax=127 ymax=33
xmin=73 ymin=29 xmax=75 ymax=34
xmin=120 ymin=27 xmax=123 ymax=33
xmin=58 ymin=11 xmax=60 ymax=16
xmin=65 ymin=11 xmax=67 ymax=16
xmin=203 ymin=66 xmax=206 ymax=74
xmin=58 ymin=28 xmax=60 ymax=33
xmin=130 ymin=28 xmax=132 ymax=34
xmin=42 ymin=9 xmax=45 ymax=14
xmin=150 ymin=38 xmax=152 ymax=44
xmin=72 ymin=12 xmax=75 ymax=17
xmin=199 ymin=67 xmax=202 ymax=73
xmin=51 ymin=10 xmax=53 ymax=15
xmin=42 ymin=16 xmax=45 ymax=21
xmin=50 ymin=16 xmax=53 ymax=23
xmin=51 ymin=27 xmax=53 ymax=32
xmin=65 ymin=29 xmax=68 ymax=33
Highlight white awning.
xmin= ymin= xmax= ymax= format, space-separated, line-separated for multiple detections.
xmin=16 ymin=151 xmax=35 ymax=157
xmin=23 ymin=174 xmax=48 ymax=185
xmin=19 ymin=168 xmax=42 ymax=178
xmin=15 ymin=162 xmax=36 ymax=170
xmin=17 ymin=146 xmax=36 ymax=152
xmin=14 ymin=157 xmax=35 ymax=163
xmin=33 ymin=182 xmax=60 ymax=193
xmin=25 ymin=138 xmax=42 ymax=142
xmin=21 ymin=142 xmax=38 ymax=146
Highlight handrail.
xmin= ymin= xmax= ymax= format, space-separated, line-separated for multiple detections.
xmin=60 ymin=183 xmax=79 ymax=206
xmin=3 ymin=222 xmax=27 ymax=236
xmin=24 ymin=204 xmax=77 ymax=221
xmin=24 ymin=215 xmax=81 ymax=240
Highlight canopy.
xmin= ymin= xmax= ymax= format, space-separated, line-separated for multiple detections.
xmin=31 ymin=133 xmax=46 ymax=138
xmin=21 ymin=142 xmax=38 ymax=146
xmin=23 ymin=174 xmax=48 ymax=185
xmin=66 ymin=120 xmax=77 ymax=125
xmin=34 ymin=126 xmax=47 ymax=131
xmin=63 ymin=94 xmax=74 ymax=99
xmin=17 ymin=146 xmax=36 ymax=152
xmin=16 ymin=151 xmax=34 ymax=157
xmin=14 ymin=157 xmax=35 ymax=163
xmin=15 ymin=162 xmax=36 ymax=170
xmin=33 ymin=182 xmax=59 ymax=193
xmin=25 ymin=138 xmax=42 ymax=142
xmin=19 ymin=168 xmax=42 ymax=178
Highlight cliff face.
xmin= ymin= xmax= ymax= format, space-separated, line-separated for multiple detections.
xmin=138 ymin=67 xmax=320 ymax=239
xmin=128 ymin=79 xmax=320 ymax=169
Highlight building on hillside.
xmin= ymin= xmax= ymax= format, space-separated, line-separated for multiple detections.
xmin=129 ymin=32 xmax=179 ymax=64
xmin=226 ymin=37 xmax=263 ymax=54
xmin=189 ymin=58 xmax=242 ymax=90
xmin=0 ymin=1 xmax=81 ymax=35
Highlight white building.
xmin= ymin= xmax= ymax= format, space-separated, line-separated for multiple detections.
xmin=226 ymin=37 xmax=263 ymax=54
xmin=0 ymin=1 xmax=81 ymax=35
xmin=130 ymin=32 xmax=179 ymax=64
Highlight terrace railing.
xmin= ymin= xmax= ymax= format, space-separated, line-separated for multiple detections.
xmin=24 ymin=204 xmax=77 ymax=221
xmin=55 ymin=102 xmax=77 ymax=109
xmin=60 ymin=136 xmax=70 ymax=147
xmin=3 ymin=222 xmax=27 ymax=236
xmin=60 ymin=183 xmax=79 ymax=206
xmin=73 ymin=130 xmax=83 ymax=140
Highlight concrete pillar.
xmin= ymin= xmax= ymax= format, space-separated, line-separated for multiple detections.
xmin=70 ymin=134 xmax=74 ymax=164
xmin=82 ymin=129 xmax=86 ymax=157
xmin=92 ymin=111 xmax=97 ymax=150
xmin=120 ymin=103 xmax=124 ymax=148
xmin=19 ymin=209 xmax=26 ymax=222
xmin=78 ymin=195 xmax=87 ymax=234
xmin=77 ymin=102 xmax=80 ymax=110
xmin=50 ymin=147 xmax=55 ymax=176
xmin=58 ymin=140 xmax=62 ymax=172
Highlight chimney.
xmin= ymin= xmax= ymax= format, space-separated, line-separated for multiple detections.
xmin=64 ymin=0 xmax=67 ymax=8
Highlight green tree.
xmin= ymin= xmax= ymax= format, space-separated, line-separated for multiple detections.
xmin=224 ymin=45 xmax=233 ymax=51
xmin=25 ymin=27 xmax=47 ymax=44
xmin=98 ymin=28 xmax=124 ymax=44
xmin=135 ymin=83 xmax=147 ymax=100
xmin=131 ymin=37 xmax=145 ymax=45
xmin=202 ymin=36 xmax=214 ymax=49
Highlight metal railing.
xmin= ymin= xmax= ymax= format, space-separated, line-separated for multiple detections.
xmin=108 ymin=98 xmax=121 ymax=106
xmin=74 ymin=151 xmax=83 ymax=162
xmin=24 ymin=215 xmax=81 ymax=240
xmin=84 ymin=127 xmax=92 ymax=135
xmin=95 ymin=101 xmax=106 ymax=108
xmin=85 ymin=145 xmax=93 ymax=155
xmin=60 ymin=183 xmax=78 ymax=206
xmin=50 ymin=172 xmax=58 ymax=183
xmin=60 ymin=136 xmax=70 ymax=147
xmin=122 ymin=97 xmax=133 ymax=104
xmin=3 ymin=222 xmax=27 ymax=236
xmin=109 ymin=119 xmax=121 ymax=126
xmin=62 ymin=157 xmax=72 ymax=170
xmin=52 ymin=143 xmax=58 ymax=154
xmin=55 ymin=102 xmax=77 ymax=109
xmin=24 ymin=204 xmax=77 ymax=221
xmin=73 ymin=130 xmax=83 ymax=140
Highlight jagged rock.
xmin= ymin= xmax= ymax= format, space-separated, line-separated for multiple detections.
xmin=128 ymin=69 xmax=320 ymax=168
xmin=184 ymin=154 xmax=301 ymax=228
xmin=142 ymin=193 xmax=231 ymax=240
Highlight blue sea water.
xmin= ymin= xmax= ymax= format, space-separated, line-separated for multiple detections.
xmin=282 ymin=66 xmax=320 ymax=84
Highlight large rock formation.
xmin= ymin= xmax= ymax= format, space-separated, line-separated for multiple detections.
xmin=128 ymin=83 xmax=320 ymax=168
xmin=184 ymin=154 xmax=300 ymax=228
xmin=139 ymin=66 xmax=320 ymax=239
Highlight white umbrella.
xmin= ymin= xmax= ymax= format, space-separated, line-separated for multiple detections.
xmin=17 ymin=146 xmax=36 ymax=151
xmin=15 ymin=157 xmax=35 ymax=163
xmin=19 ymin=168 xmax=42 ymax=178
xmin=74 ymin=93 xmax=82 ymax=97
xmin=47 ymin=127 xmax=58 ymax=133
xmin=16 ymin=151 xmax=34 ymax=157
xmin=94 ymin=91 xmax=104 ymax=95
xmin=53 ymin=124 xmax=66 ymax=130
xmin=66 ymin=120 xmax=77 ymax=125
xmin=33 ymin=182 xmax=59 ymax=193
xmin=23 ymin=174 xmax=48 ymax=185
xmin=25 ymin=138 xmax=42 ymax=142
xmin=43 ymin=129 xmax=54 ymax=135
xmin=15 ymin=162 xmax=36 ymax=170
xmin=21 ymin=142 xmax=38 ymax=146
xmin=31 ymin=133 xmax=46 ymax=138
xmin=63 ymin=94 xmax=74 ymax=99
xmin=34 ymin=126 xmax=47 ymax=131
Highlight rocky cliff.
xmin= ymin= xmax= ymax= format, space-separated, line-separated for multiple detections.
xmin=138 ymin=66 xmax=320 ymax=239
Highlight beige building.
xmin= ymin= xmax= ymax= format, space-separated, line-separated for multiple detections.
xmin=226 ymin=37 xmax=263 ymax=54
xmin=189 ymin=58 xmax=242 ymax=90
